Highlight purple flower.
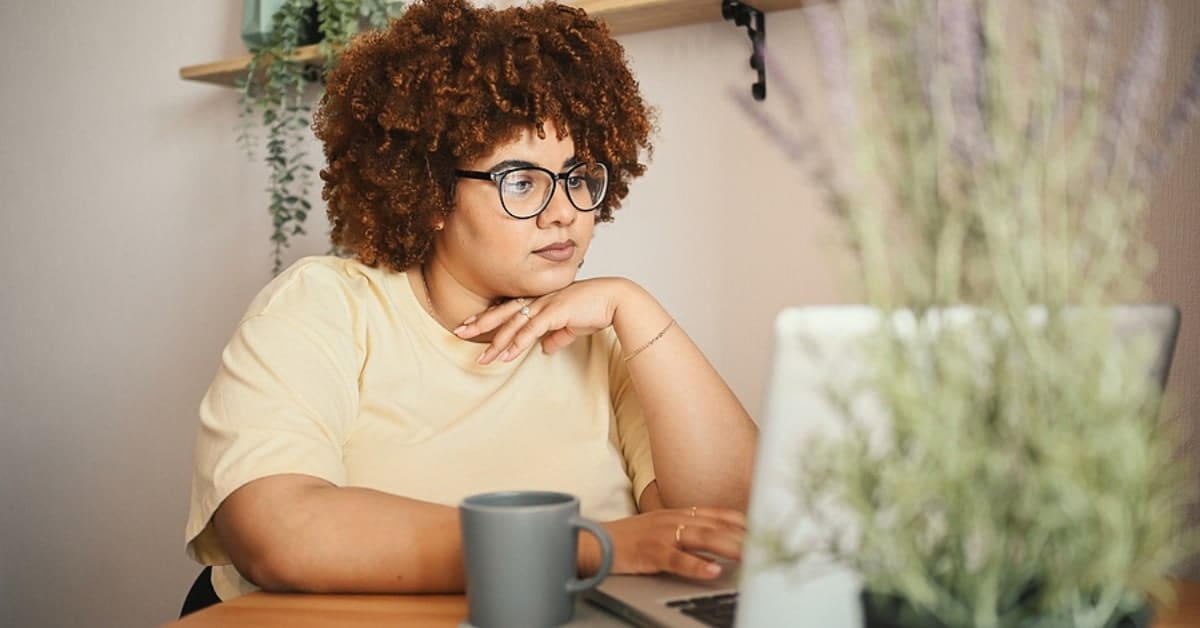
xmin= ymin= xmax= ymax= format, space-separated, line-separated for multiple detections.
xmin=1149 ymin=41 xmax=1200 ymax=177
xmin=1099 ymin=0 xmax=1167 ymax=187
xmin=940 ymin=0 xmax=990 ymax=167
xmin=805 ymin=2 xmax=857 ymax=134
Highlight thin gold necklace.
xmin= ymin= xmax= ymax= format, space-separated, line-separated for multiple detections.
xmin=418 ymin=263 xmax=439 ymax=323
xmin=419 ymin=264 xmax=511 ymax=331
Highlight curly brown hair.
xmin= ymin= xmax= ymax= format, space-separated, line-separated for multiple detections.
xmin=313 ymin=0 xmax=655 ymax=272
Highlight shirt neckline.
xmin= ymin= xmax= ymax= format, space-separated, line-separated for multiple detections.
xmin=392 ymin=270 xmax=525 ymax=373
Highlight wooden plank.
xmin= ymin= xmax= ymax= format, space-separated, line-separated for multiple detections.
xmin=169 ymin=592 xmax=467 ymax=627
xmin=569 ymin=0 xmax=805 ymax=35
xmin=179 ymin=45 xmax=325 ymax=88
xmin=179 ymin=0 xmax=808 ymax=87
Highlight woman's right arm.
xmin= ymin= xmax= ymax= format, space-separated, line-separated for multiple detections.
xmin=212 ymin=474 xmax=465 ymax=593
xmin=213 ymin=475 xmax=746 ymax=592
xmin=196 ymin=264 xmax=459 ymax=593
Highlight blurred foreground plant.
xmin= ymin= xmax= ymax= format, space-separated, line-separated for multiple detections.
xmin=739 ymin=1 xmax=1200 ymax=626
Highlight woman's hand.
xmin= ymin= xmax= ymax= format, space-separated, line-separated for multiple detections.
xmin=579 ymin=507 xmax=747 ymax=580
xmin=454 ymin=277 xmax=632 ymax=364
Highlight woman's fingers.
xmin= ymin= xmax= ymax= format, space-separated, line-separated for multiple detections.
xmin=452 ymin=299 xmax=537 ymax=364
xmin=663 ymin=547 xmax=726 ymax=579
xmin=604 ymin=509 xmax=747 ymax=581
xmin=498 ymin=305 xmax=589 ymax=361
xmin=540 ymin=327 xmax=580 ymax=354
xmin=455 ymin=280 xmax=620 ymax=363
xmin=692 ymin=507 xmax=748 ymax=531
xmin=453 ymin=298 xmax=529 ymax=338
xmin=492 ymin=307 xmax=558 ymax=363
xmin=472 ymin=301 xmax=589 ymax=364
xmin=479 ymin=301 xmax=555 ymax=364
xmin=675 ymin=520 xmax=744 ymax=562
xmin=643 ymin=518 xmax=742 ymax=579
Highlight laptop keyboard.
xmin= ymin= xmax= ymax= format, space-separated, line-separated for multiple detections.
xmin=666 ymin=592 xmax=739 ymax=627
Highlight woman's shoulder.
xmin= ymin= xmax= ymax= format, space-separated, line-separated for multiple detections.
xmin=243 ymin=255 xmax=405 ymax=321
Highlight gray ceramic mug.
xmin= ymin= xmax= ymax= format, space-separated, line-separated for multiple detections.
xmin=460 ymin=491 xmax=614 ymax=628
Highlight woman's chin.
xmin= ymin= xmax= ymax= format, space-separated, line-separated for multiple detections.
xmin=522 ymin=268 xmax=579 ymax=296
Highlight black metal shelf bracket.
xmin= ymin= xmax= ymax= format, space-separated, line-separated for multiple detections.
xmin=722 ymin=0 xmax=766 ymax=101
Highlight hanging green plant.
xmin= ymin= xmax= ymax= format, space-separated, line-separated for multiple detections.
xmin=237 ymin=0 xmax=401 ymax=274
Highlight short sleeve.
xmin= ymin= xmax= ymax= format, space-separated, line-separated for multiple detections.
xmin=185 ymin=260 xmax=364 ymax=564
xmin=606 ymin=332 xmax=657 ymax=508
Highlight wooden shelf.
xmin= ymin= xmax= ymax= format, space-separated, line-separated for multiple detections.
xmin=569 ymin=0 xmax=804 ymax=35
xmin=180 ymin=0 xmax=807 ymax=87
xmin=180 ymin=45 xmax=322 ymax=87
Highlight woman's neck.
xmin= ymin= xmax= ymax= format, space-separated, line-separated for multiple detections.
xmin=415 ymin=259 xmax=497 ymax=343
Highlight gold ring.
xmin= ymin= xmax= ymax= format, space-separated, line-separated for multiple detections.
xmin=674 ymin=523 xmax=685 ymax=547
xmin=689 ymin=506 xmax=697 ymax=517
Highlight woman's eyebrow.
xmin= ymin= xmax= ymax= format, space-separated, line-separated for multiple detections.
xmin=487 ymin=157 xmax=580 ymax=172
xmin=487 ymin=159 xmax=535 ymax=172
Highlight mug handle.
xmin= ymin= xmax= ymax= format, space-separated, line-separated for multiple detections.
xmin=565 ymin=516 xmax=613 ymax=593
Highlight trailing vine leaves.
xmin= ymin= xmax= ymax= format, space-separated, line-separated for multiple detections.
xmin=236 ymin=0 xmax=398 ymax=275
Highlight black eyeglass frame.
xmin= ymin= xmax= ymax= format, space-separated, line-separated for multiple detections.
xmin=453 ymin=161 xmax=610 ymax=220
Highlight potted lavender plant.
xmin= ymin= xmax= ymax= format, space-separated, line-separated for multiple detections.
xmin=739 ymin=1 xmax=1200 ymax=626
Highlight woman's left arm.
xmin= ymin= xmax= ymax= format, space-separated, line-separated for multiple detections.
xmin=461 ymin=277 xmax=758 ymax=511
xmin=608 ymin=280 xmax=757 ymax=511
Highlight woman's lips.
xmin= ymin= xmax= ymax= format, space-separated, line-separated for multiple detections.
xmin=533 ymin=241 xmax=576 ymax=262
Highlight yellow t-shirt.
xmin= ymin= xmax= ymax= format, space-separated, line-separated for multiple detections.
xmin=184 ymin=256 xmax=656 ymax=600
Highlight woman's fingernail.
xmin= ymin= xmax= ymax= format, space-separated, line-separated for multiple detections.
xmin=462 ymin=315 xmax=477 ymax=325
xmin=476 ymin=351 xmax=489 ymax=364
xmin=705 ymin=563 xmax=722 ymax=575
xmin=497 ymin=349 xmax=510 ymax=362
xmin=452 ymin=325 xmax=468 ymax=335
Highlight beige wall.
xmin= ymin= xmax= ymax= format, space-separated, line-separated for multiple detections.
xmin=583 ymin=10 xmax=853 ymax=416
xmin=1143 ymin=0 xmax=1200 ymax=575
xmin=0 ymin=2 xmax=1195 ymax=626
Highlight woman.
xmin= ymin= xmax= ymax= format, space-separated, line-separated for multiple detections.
xmin=183 ymin=0 xmax=758 ymax=603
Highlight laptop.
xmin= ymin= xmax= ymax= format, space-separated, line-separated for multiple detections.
xmin=585 ymin=304 xmax=1180 ymax=628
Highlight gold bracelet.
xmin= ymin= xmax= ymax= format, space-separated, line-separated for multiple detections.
xmin=623 ymin=318 xmax=676 ymax=363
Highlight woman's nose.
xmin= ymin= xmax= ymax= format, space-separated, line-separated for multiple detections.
xmin=537 ymin=181 xmax=577 ymax=227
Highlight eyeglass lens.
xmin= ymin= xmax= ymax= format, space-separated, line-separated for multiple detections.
xmin=498 ymin=163 xmax=608 ymax=218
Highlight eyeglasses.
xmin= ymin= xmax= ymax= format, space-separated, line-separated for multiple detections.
xmin=454 ymin=162 xmax=609 ymax=219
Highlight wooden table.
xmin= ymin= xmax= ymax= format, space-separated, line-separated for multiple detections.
xmin=167 ymin=580 xmax=1200 ymax=627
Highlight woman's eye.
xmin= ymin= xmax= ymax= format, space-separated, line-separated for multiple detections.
xmin=565 ymin=175 xmax=586 ymax=190
xmin=501 ymin=176 xmax=535 ymax=196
